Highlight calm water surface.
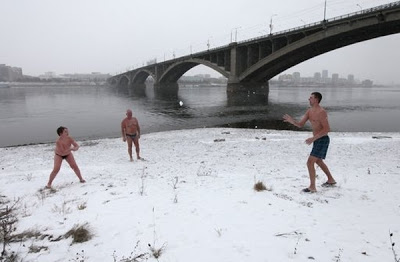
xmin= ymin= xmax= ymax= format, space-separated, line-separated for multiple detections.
xmin=1 ymin=83 xmax=399 ymax=147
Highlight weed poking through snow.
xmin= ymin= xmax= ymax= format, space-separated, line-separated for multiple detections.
xmin=68 ymin=249 xmax=86 ymax=261
xmin=390 ymin=230 xmax=400 ymax=262
xmin=148 ymin=207 xmax=167 ymax=260
xmin=197 ymin=162 xmax=213 ymax=176
xmin=52 ymin=200 xmax=72 ymax=219
xmin=112 ymin=240 xmax=149 ymax=262
xmin=148 ymin=243 xmax=166 ymax=260
xmin=171 ymin=176 xmax=179 ymax=203
xmin=139 ymin=167 xmax=147 ymax=196
xmin=0 ymin=198 xmax=20 ymax=260
xmin=215 ymin=228 xmax=224 ymax=237
xmin=335 ymin=248 xmax=343 ymax=262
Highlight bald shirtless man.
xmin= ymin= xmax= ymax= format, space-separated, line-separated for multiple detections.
xmin=46 ymin=126 xmax=85 ymax=188
xmin=121 ymin=109 xmax=142 ymax=161
xmin=283 ymin=92 xmax=336 ymax=193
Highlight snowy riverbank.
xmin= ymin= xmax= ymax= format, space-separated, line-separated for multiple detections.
xmin=1 ymin=128 xmax=400 ymax=261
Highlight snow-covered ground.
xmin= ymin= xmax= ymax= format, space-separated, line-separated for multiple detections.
xmin=1 ymin=128 xmax=400 ymax=262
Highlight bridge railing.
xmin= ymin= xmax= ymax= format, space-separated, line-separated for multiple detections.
xmin=238 ymin=1 xmax=400 ymax=45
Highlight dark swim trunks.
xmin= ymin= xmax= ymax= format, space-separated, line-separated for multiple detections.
xmin=310 ymin=135 xmax=330 ymax=159
xmin=56 ymin=153 xmax=70 ymax=160
xmin=126 ymin=133 xmax=137 ymax=139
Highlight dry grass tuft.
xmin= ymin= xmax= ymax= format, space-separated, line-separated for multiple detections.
xmin=11 ymin=229 xmax=42 ymax=242
xmin=28 ymin=244 xmax=48 ymax=253
xmin=77 ymin=202 xmax=87 ymax=210
xmin=65 ymin=223 xmax=93 ymax=244
xmin=254 ymin=181 xmax=267 ymax=191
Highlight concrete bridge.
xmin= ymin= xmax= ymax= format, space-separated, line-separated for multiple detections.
xmin=108 ymin=1 xmax=400 ymax=95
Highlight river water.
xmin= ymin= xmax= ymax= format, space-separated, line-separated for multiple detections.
xmin=1 ymin=83 xmax=399 ymax=147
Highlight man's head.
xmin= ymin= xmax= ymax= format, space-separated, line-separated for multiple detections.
xmin=126 ymin=109 xmax=133 ymax=118
xmin=57 ymin=126 xmax=67 ymax=136
xmin=311 ymin=92 xmax=322 ymax=103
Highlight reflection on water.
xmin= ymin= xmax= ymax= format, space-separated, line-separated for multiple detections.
xmin=1 ymin=83 xmax=400 ymax=147
xmin=227 ymin=91 xmax=269 ymax=106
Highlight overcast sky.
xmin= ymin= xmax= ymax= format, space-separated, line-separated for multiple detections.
xmin=1 ymin=0 xmax=399 ymax=84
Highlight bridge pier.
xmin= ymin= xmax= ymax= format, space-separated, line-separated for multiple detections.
xmin=226 ymin=82 xmax=269 ymax=106
xmin=114 ymin=83 xmax=147 ymax=96
xmin=130 ymin=83 xmax=147 ymax=96
xmin=227 ymin=90 xmax=269 ymax=106
xmin=227 ymin=82 xmax=269 ymax=95
xmin=153 ymin=82 xmax=179 ymax=98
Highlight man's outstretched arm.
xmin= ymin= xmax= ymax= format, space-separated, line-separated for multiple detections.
xmin=283 ymin=110 xmax=309 ymax=128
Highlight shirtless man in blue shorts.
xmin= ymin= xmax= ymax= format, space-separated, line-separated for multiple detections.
xmin=283 ymin=92 xmax=336 ymax=193
xmin=121 ymin=109 xmax=142 ymax=161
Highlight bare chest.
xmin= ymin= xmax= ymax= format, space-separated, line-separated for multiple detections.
xmin=125 ymin=119 xmax=138 ymax=129
xmin=308 ymin=111 xmax=322 ymax=125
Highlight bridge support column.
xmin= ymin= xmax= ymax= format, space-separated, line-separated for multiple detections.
xmin=130 ymin=83 xmax=147 ymax=96
xmin=154 ymin=82 xmax=179 ymax=98
xmin=226 ymin=82 xmax=269 ymax=105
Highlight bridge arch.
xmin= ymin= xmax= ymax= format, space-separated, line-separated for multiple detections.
xmin=158 ymin=58 xmax=229 ymax=84
xmin=117 ymin=75 xmax=130 ymax=86
xmin=132 ymin=69 xmax=156 ymax=84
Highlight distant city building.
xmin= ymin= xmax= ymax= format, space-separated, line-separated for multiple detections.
xmin=362 ymin=79 xmax=373 ymax=87
xmin=193 ymin=74 xmax=211 ymax=79
xmin=180 ymin=75 xmax=203 ymax=83
xmin=179 ymin=74 xmax=227 ymax=85
xmin=276 ymin=69 xmax=374 ymax=87
xmin=314 ymin=72 xmax=321 ymax=83
xmin=40 ymin=72 xmax=57 ymax=79
xmin=0 ymin=64 xmax=23 ymax=81
xmin=322 ymin=69 xmax=328 ymax=82
xmin=332 ymin=73 xmax=339 ymax=85
xmin=293 ymin=72 xmax=301 ymax=83
xmin=2 ymin=63 xmax=112 ymax=84
xmin=61 ymin=72 xmax=111 ymax=82
xmin=36 ymin=72 xmax=111 ymax=83
xmin=278 ymin=74 xmax=293 ymax=83
xmin=347 ymin=74 xmax=355 ymax=84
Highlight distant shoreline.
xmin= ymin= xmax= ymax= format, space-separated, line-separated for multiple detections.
xmin=2 ymin=81 xmax=396 ymax=88
xmin=269 ymin=82 xmax=389 ymax=88
xmin=0 ymin=82 xmax=108 ymax=87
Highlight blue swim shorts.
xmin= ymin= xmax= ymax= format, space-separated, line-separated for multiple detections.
xmin=310 ymin=135 xmax=330 ymax=159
